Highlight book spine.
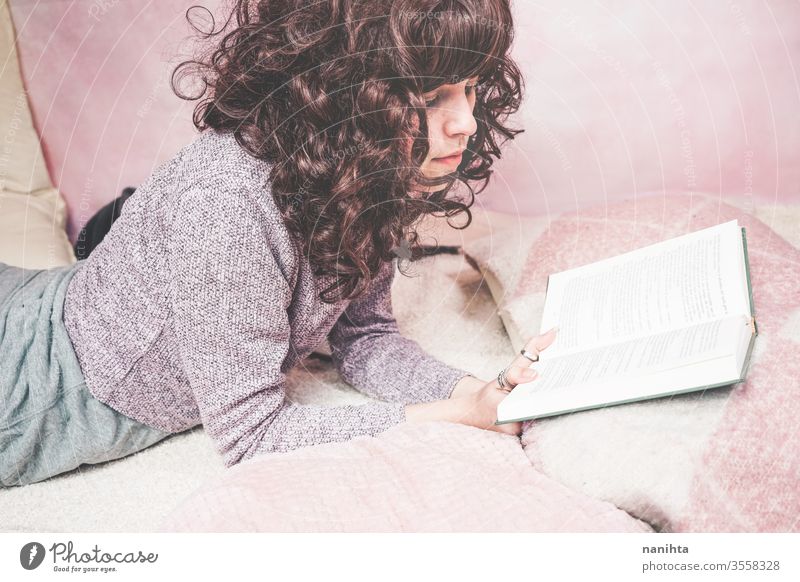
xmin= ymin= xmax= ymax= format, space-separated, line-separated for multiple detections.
xmin=741 ymin=226 xmax=757 ymax=335
xmin=740 ymin=319 xmax=758 ymax=381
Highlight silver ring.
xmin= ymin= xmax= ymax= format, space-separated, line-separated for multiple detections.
xmin=497 ymin=366 xmax=512 ymax=389
xmin=520 ymin=348 xmax=539 ymax=363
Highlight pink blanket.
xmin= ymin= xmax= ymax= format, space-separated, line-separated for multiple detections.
xmin=512 ymin=194 xmax=800 ymax=532
xmin=158 ymin=421 xmax=653 ymax=532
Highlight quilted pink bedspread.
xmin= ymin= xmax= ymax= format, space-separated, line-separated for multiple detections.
xmin=158 ymin=421 xmax=653 ymax=532
xmin=517 ymin=194 xmax=800 ymax=532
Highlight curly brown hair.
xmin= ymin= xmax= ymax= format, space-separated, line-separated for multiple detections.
xmin=172 ymin=0 xmax=524 ymax=303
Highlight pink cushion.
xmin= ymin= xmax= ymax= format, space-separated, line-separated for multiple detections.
xmin=463 ymin=192 xmax=800 ymax=532
xmin=157 ymin=421 xmax=652 ymax=533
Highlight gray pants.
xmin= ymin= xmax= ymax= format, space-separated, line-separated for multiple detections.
xmin=0 ymin=260 xmax=172 ymax=487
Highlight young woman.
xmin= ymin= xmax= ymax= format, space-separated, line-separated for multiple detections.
xmin=0 ymin=0 xmax=557 ymax=487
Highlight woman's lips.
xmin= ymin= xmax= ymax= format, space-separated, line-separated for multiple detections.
xmin=432 ymin=152 xmax=463 ymax=165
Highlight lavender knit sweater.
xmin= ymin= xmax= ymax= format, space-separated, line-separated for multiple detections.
xmin=63 ymin=129 xmax=472 ymax=468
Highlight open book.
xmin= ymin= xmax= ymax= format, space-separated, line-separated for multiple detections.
xmin=496 ymin=219 xmax=758 ymax=425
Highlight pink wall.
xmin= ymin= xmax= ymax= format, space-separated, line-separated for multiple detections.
xmin=10 ymin=1 xmax=800 ymax=242
xmin=501 ymin=1 xmax=800 ymax=217
xmin=10 ymin=0 xmax=210 ymax=242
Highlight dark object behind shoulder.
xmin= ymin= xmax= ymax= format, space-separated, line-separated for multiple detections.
xmin=73 ymin=187 xmax=136 ymax=260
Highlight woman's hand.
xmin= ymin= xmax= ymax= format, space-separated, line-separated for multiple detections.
xmin=406 ymin=327 xmax=559 ymax=435
xmin=463 ymin=327 xmax=559 ymax=436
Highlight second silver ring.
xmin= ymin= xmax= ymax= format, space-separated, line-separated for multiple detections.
xmin=497 ymin=366 xmax=512 ymax=389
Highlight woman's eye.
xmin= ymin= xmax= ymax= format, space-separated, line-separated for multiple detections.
xmin=424 ymin=83 xmax=478 ymax=107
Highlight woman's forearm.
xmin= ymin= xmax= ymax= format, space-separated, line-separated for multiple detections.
xmin=404 ymin=396 xmax=475 ymax=425
xmin=404 ymin=376 xmax=515 ymax=434
xmin=403 ymin=375 xmax=495 ymax=429
xmin=449 ymin=374 xmax=487 ymax=399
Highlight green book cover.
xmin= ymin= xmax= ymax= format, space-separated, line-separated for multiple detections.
xmin=739 ymin=226 xmax=758 ymax=381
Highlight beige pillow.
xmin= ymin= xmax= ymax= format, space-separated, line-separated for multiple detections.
xmin=459 ymin=213 xmax=551 ymax=350
xmin=0 ymin=189 xmax=75 ymax=268
xmin=0 ymin=0 xmax=75 ymax=268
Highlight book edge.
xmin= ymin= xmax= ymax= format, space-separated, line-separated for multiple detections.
xmin=495 ymin=378 xmax=743 ymax=425
xmin=741 ymin=225 xmax=758 ymax=335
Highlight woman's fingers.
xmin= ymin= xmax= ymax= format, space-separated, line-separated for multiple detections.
xmin=523 ymin=326 xmax=558 ymax=357
xmin=495 ymin=326 xmax=559 ymax=391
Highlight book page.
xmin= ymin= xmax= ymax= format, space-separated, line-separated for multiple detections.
xmin=539 ymin=220 xmax=749 ymax=356
xmin=499 ymin=348 xmax=744 ymax=423
xmin=512 ymin=314 xmax=748 ymax=400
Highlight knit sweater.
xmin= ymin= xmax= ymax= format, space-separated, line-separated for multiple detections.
xmin=62 ymin=129 xmax=472 ymax=468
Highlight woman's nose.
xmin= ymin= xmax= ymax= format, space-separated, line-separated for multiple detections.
xmin=442 ymin=96 xmax=478 ymax=139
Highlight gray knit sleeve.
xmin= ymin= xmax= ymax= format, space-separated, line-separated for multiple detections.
xmin=328 ymin=258 xmax=473 ymax=405
xmin=166 ymin=182 xmax=407 ymax=468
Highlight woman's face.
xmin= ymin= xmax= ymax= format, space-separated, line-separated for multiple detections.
xmin=413 ymin=76 xmax=480 ymax=192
